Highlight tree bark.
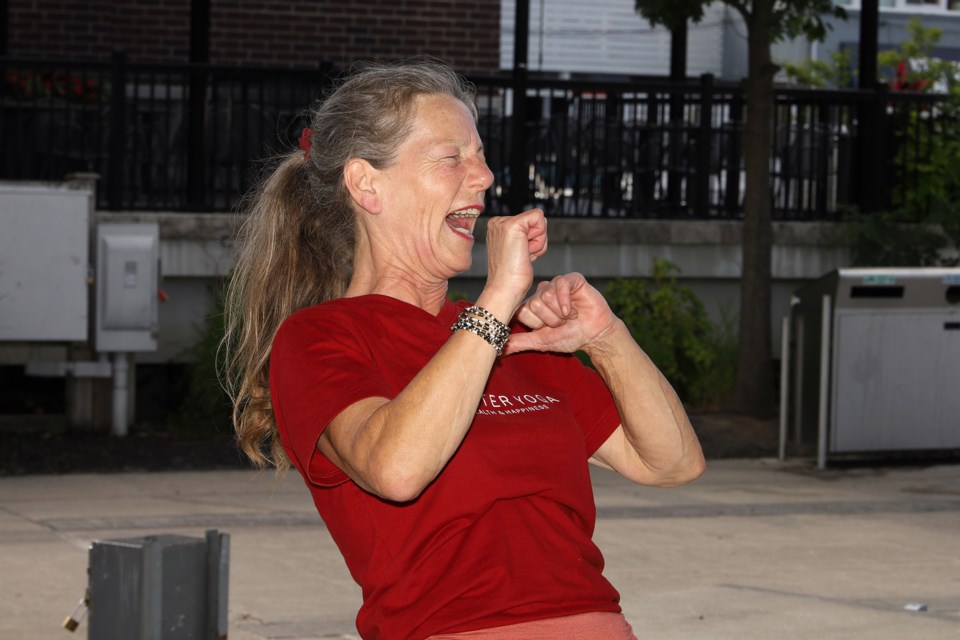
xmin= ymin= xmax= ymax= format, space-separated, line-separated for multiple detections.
xmin=733 ymin=0 xmax=776 ymax=416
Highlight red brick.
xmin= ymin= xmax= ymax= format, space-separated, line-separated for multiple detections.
xmin=6 ymin=0 xmax=500 ymax=73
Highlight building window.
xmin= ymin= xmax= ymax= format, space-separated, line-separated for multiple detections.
xmin=836 ymin=0 xmax=960 ymax=10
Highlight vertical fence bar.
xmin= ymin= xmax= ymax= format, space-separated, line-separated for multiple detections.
xmin=724 ymin=93 xmax=742 ymax=216
xmin=875 ymin=84 xmax=892 ymax=213
xmin=667 ymin=84 xmax=684 ymax=212
xmin=508 ymin=0 xmax=530 ymax=213
xmin=693 ymin=73 xmax=713 ymax=216
xmin=187 ymin=63 xmax=207 ymax=210
xmin=129 ymin=67 xmax=141 ymax=209
xmin=556 ymin=89 xmax=570 ymax=215
xmin=816 ymin=102 xmax=829 ymax=215
xmin=107 ymin=51 xmax=128 ymax=210
xmin=602 ymin=90 xmax=621 ymax=217
xmin=209 ymin=73 xmax=219 ymax=208
xmin=856 ymin=85 xmax=880 ymax=213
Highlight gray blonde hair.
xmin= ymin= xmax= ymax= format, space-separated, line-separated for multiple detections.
xmin=222 ymin=60 xmax=478 ymax=471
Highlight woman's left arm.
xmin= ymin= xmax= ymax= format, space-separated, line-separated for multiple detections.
xmin=505 ymin=273 xmax=706 ymax=487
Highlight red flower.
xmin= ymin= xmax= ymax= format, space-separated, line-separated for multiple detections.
xmin=298 ymin=127 xmax=312 ymax=161
xmin=890 ymin=59 xmax=929 ymax=93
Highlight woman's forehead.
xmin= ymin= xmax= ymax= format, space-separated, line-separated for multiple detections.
xmin=407 ymin=95 xmax=479 ymax=145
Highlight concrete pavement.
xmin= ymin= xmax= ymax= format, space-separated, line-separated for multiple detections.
xmin=1 ymin=458 xmax=958 ymax=639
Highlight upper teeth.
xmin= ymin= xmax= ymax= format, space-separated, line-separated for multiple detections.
xmin=449 ymin=210 xmax=478 ymax=218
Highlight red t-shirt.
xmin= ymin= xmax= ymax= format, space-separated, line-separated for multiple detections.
xmin=269 ymin=294 xmax=624 ymax=640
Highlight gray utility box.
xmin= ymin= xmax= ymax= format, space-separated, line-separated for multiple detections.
xmin=87 ymin=531 xmax=229 ymax=640
xmin=789 ymin=268 xmax=960 ymax=465
xmin=0 ymin=182 xmax=91 ymax=341
xmin=94 ymin=223 xmax=161 ymax=352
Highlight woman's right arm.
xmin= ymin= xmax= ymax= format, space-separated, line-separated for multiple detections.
xmin=315 ymin=210 xmax=547 ymax=502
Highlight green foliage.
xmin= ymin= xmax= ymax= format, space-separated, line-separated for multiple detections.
xmin=829 ymin=18 xmax=960 ymax=267
xmin=782 ymin=18 xmax=956 ymax=91
xmin=168 ymin=294 xmax=233 ymax=436
xmin=446 ymin=288 xmax=469 ymax=302
xmin=845 ymin=100 xmax=960 ymax=267
xmin=781 ymin=50 xmax=853 ymax=88
xmin=878 ymin=18 xmax=959 ymax=92
xmin=634 ymin=0 xmax=845 ymax=43
xmin=633 ymin=0 xmax=711 ymax=29
xmin=862 ymin=109 xmax=960 ymax=267
xmin=881 ymin=20 xmax=960 ymax=265
xmin=844 ymin=210 xmax=949 ymax=267
xmin=692 ymin=306 xmax=739 ymax=411
xmin=603 ymin=260 xmax=737 ymax=409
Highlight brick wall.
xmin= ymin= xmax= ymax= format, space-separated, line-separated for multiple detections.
xmin=8 ymin=0 xmax=191 ymax=61
xmin=6 ymin=0 xmax=501 ymax=74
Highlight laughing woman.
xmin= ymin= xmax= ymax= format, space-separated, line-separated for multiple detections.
xmin=223 ymin=60 xmax=705 ymax=640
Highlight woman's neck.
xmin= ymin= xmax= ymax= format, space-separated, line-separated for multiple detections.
xmin=345 ymin=224 xmax=450 ymax=314
xmin=345 ymin=263 xmax=449 ymax=315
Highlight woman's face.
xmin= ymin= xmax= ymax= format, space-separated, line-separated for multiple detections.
xmin=371 ymin=93 xmax=495 ymax=281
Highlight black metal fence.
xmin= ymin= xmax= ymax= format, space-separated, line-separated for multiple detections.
xmin=1 ymin=54 xmax=335 ymax=212
xmin=0 ymin=55 xmax=949 ymax=219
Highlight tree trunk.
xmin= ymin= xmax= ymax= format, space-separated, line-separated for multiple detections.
xmin=733 ymin=1 xmax=776 ymax=416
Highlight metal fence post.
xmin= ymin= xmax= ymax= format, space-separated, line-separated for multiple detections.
xmin=667 ymin=83 xmax=684 ymax=212
xmin=186 ymin=64 xmax=207 ymax=210
xmin=724 ymin=93 xmax=743 ymax=215
xmin=187 ymin=0 xmax=210 ymax=211
xmin=508 ymin=0 xmax=531 ymax=214
xmin=856 ymin=83 xmax=889 ymax=214
xmin=602 ymin=91 xmax=622 ymax=216
xmin=107 ymin=50 xmax=127 ymax=210
xmin=693 ymin=73 xmax=714 ymax=215
xmin=874 ymin=83 xmax=890 ymax=211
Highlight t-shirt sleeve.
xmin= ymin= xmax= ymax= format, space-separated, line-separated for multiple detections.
xmin=552 ymin=353 xmax=623 ymax=456
xmin=270 ymin=309 xmax=390 ymax=487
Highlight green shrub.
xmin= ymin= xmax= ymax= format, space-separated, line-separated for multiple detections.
xmin=168 ymin=292 xmax=233 ymax=436
xmin=603 ymin=260 xmax=736 ymax=409
xmin=689 ymin=305 xmax=738 ymax=410
xmin=844 ymin=209 xmax=949 ymax=267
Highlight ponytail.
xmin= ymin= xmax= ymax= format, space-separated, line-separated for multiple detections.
xmin=222 ymin=154 xmax=355 ymax=471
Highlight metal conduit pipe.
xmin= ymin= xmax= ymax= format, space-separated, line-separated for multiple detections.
xmin=111 ymin=352 xmax=129 ymax=437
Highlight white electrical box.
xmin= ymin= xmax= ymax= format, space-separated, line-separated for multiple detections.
xmin=0 ymin=182 xmax=91 ymax=341
xmin=94 ymin=223 xmax=160 ymax=352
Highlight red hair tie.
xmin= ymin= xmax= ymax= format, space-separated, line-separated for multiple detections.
xmin=298 ymin=127 xmax=313 ymax=161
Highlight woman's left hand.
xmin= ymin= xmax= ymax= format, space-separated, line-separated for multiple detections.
xmin=503 ymin=273 xmax=618 ymax=355
xmin=507 ymin=274 xmax=706 ymax=487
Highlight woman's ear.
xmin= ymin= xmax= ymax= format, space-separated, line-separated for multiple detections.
xmin=344 ymin=158 xmax=382 ymax=214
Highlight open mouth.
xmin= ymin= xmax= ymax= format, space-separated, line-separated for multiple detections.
xmin=446 ymin=207 xmax=481 ymax=239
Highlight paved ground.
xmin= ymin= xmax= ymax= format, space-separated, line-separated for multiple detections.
xmin=1 ymin=458 xmax=958 ymax=639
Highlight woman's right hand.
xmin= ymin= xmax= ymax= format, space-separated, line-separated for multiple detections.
xmin=479 ymin=208 xmax=547 ymax=320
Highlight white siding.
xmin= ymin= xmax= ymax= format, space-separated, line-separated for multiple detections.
xmin=500 ymin=0 xmax=728 ymax=77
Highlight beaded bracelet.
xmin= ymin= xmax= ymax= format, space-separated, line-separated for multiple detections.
xmin=451 ymin=306 xmax=510 ymax=355
xmin=464 ymin=305 xmax=499 ymax=324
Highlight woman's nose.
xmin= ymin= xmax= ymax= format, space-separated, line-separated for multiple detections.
xmin=470 ymin=157 xmax=495 ymax=193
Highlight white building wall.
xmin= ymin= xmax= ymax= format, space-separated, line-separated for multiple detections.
xmin=500 ymin=0 xmax=729 ymax=77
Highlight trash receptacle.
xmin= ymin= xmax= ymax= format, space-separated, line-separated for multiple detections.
xmin=785 ymin=268 xmax=960 ymax=467
xmin=84 ymin=530 xmax=229 ymax=640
